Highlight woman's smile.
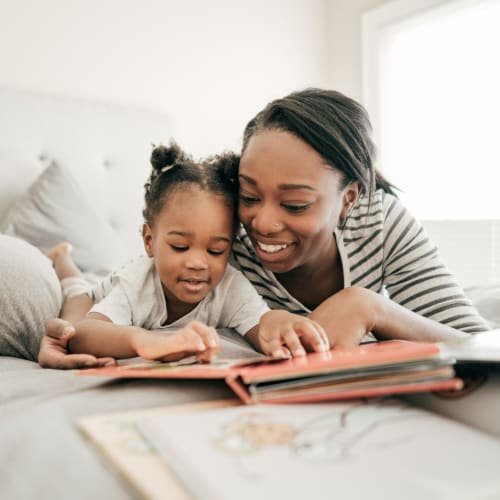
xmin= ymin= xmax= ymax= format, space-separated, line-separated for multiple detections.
xmin=239 ymin=129 xmax=347 ymax=274
xmin=253 ymin=238 xmax=296 ymax=264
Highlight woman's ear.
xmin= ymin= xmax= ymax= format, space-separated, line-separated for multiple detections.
xmin=340 ymin=181 xmax=360 ymax=219
xmin=142 ymin=223 xmax=154 ymax=257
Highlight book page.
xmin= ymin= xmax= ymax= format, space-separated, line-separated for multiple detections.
xmin=77 ymin=400 xmax=241 ymax=500
xmin=139 ymin=398 xmax=500 ymax=500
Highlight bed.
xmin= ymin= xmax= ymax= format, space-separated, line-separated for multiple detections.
xmin=1 ymin=86 xmax=500 ymax=500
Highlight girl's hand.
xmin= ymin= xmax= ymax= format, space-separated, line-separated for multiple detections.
xmin=308 ymin=287 xmax=380 ymax=348
xmin=39 ymin=318 xmax=116 ymax=369
xmin=132 ymin=320 xmax=220 ymax=363
xmin=257 ymin=310 xmax=329 ymax=358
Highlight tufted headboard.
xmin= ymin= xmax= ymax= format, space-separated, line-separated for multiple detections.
xmin=0 ymin=86 xmax=173 ymax=258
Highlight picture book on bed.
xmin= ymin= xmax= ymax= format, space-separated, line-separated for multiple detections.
xmin=78 ymin=336 xmax=482 ymax=404
xmin=135 ymin=399 xmax=500 ymax=500
xmin=78 ymin=397 xmax=500 ymax=500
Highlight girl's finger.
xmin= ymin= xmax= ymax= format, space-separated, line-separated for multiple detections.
xmin=294 ymin=320 xmax=328 ymax=352
xmin=281 ymin=329 xmax=306 ymax=357
xmin=264 ymin=334 xmax=290 ymax=359
xmin=189 ymin=322 xmax=219 ymax=349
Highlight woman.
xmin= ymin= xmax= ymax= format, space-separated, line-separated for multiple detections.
xmin=39 ymin=88 xmax=487 ymax=368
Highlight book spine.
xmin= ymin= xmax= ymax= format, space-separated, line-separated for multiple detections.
xmin=225 ymin=375 xmax=253 ymax=404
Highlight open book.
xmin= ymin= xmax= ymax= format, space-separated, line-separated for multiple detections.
xmin=135 ymin=400 xmax=500 ymax=500
xmin=79 ymin=333 xmax=473 ymax=403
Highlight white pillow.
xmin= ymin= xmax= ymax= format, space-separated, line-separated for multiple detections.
xmin=1 ymin=161 xmax=127 ymax=273
xmin=0 ymin=235 xmax=62 ymax=360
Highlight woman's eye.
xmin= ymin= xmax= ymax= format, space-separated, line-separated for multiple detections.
xmin=170 ymin=245 xmax=188 ymax=252
xmin=282 ymin=204 xmax=311 ymax=213
xmin=239 ymin=194 xmax=259 ymax=205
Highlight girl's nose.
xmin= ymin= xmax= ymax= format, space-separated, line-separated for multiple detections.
xmin=185 ymin=250 xmax=209 ymax=269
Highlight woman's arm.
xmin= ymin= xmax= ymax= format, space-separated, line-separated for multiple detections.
xmin=38 ymin=295 xmax=114 ymax=369
xmin=309 ymin=286 xmax=469 ymax=348
xmin=379 ymin=194 xmax=489 ymax=333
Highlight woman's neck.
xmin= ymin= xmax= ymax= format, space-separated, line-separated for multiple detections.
xmin=276 ymin=237 xmax=344 ymax=310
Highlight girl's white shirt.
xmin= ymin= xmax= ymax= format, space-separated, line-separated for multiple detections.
xmin=90 ymin=255 xmax=270 ymax=336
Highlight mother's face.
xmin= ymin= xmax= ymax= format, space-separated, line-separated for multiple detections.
xmin=238 ymin=129 xmax=358 ymax=274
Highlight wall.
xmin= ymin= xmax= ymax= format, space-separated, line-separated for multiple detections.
xmin=1 ymin=0 xmax=494 ymax=287
xmin=0 ymin=0 xmax=329 ymax=157
xmin=326 ymin=0 xmax=500 ymax=287
xmin=326 ymin=0 xmax=391 ymax=100
xmin=325 ymin=0 xmax=449 ymax=101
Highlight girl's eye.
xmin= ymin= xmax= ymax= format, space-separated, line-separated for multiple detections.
xmin=282 ymin=204 xmax=311 ymax=213
xmin=208 ymin=249 xmax=226 ymax=256
xmin=170 ymin=245 xmax=188 ymax=252
xmin=239 ymin=194 xmax=259 ymax=205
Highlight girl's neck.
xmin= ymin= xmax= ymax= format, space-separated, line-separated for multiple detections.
xmin=162 ymin=289 xmax=200 ymax=325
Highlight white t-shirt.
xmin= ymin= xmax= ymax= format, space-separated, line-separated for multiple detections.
xmin=90 ymin=256 xmax=270 ymax=336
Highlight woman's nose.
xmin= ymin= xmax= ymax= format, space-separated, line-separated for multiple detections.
xmin=251 ymin=206 xmax=283 ymax=235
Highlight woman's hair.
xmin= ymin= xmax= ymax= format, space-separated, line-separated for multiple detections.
xmin=242 ymin=88 xmax=395 ymax=197
xmin=143 ymin=141 xmax=239 ymax=229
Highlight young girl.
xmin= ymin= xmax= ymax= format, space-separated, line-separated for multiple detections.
xmin=46 ymin=143 xmax=328 ymax=364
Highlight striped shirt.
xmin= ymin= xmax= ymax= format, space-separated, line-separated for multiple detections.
xmin=231 ymin=189 xmax=488 ymax=334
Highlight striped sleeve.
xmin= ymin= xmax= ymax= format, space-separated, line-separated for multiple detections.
xmin=378 ymin=193 xmax=489 ymax=333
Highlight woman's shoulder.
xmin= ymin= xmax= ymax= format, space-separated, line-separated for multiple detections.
xmin=346 ymin=190 xmax=410 ymax=227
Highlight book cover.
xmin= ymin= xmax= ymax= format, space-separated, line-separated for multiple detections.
xmin=137 ymin=399 xmax=500 ymax=500
xmin=77 ymin=400 xmax=240 ymax=500
xmin=79 ymin=339 xmax=463 ymax=403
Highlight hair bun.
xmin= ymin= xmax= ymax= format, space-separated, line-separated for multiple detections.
xmin=150 ymin=142 xmax=184 ymax=172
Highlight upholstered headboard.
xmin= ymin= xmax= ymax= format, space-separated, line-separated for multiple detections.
xmin=0 ymin=86 xmax=172 ymax=258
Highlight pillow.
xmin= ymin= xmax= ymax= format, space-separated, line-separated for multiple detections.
xmin=1 ymin=161 xmax=127 ymax=273
xmin=0 ymin=151 xmax=45 ymax=224
xmin=464 ymin=285 xmax=500 ymax=328
xmin=0 ymin=235 xmax=62 ymax=360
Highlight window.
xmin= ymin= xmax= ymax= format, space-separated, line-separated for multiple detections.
xmin=362 ymin=0 xmax=500 ymax=220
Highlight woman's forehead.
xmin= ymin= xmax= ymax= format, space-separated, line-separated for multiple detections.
xmin=240 ymin=130 xmax=341 ymax=188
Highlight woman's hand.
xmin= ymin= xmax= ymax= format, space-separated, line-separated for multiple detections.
xmin=256 ymin=310 xmax=329 ymax=358
xmin=132 ymin=320 xmax=220 ymax=363
xmin=38 ymin=318 xmax=116 ymax=369
xmin=309 ymin=286 xmax=466 ymax=347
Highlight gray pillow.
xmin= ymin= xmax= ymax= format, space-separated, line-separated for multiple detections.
xmin=0 ymin=235 xmax=62 ymax=360
xmin=1 ymin=161 xmax=127 ymax=273
xmin=464 ymin=285 xmax=500 ymax=328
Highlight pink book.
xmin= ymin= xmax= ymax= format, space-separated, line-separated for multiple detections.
xmin=78 ymin=340 xmax=463 ymax=404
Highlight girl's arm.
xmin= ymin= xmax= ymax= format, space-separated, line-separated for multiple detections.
xmin=245 ymin=310 xmax=329 ymax=358
xmin=70 ymin=314 xmax=220 ymax=362
xmin=222 ymin=266 xmax=329 ymax=358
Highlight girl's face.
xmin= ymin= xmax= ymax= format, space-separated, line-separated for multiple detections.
xmin=143 ymin=186 xmax=233 ymax=309
xmin=238 ymin=129 xmax=358 ymax=274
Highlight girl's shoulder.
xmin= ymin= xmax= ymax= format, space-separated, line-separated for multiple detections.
xmin=93 ymin=254 xmax=155 ymax=300
xmin=108 ymin=254 xmax=154 ymax=279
